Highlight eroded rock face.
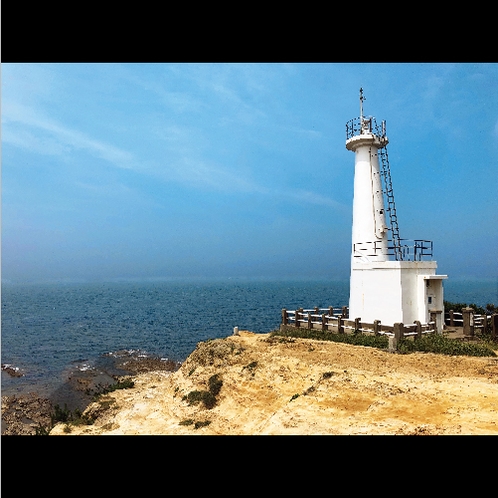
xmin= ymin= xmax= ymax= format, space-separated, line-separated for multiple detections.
xmin=182 ymin=338 xmax=245 ymax=369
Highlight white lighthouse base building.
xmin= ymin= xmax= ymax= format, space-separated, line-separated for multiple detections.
xmin=349 ymin=261 xmax=447 ymax=332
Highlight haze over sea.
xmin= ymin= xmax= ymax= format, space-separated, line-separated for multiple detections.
xmin=2 ymin=277 xmax=497 ymax=401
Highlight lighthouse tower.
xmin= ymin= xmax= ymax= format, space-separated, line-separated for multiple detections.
xmin=346 ymin=89 xmax=447 ymax=331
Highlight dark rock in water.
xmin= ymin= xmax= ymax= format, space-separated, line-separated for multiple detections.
xmin=1 ymin=364 xmax=24 ymax=378
xmin=97 ymin=349 xmax=181 ymax=376
xmin=108 ymin=351 xmax=181 ymax=375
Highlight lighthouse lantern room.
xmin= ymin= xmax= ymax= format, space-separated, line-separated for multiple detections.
xmin=345 ymin=89 xmax=447 ymax=331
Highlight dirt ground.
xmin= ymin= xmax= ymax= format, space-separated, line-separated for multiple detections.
xmin=50 ymin=331 xmax=498 ymax=435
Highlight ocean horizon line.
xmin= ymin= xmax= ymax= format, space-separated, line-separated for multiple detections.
xmin=2 ymin=274 xmax=497 ymax=285
xmin=1 ymin=275 xmax=352 ymax=286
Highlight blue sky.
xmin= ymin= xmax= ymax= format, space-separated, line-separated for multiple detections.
xmin=2 ymin=63 xmax=497 ymax=283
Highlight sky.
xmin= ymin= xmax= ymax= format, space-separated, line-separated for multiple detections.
xmin=1 ymin=63 xmax=497 ymax=284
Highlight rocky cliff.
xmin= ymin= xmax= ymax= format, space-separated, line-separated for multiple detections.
xmin=49 ymin=331 xmax=498 ymax=435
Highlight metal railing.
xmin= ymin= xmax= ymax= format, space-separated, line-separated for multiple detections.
xmin=346 ymin=116 xmax=386 ymax=140
xmin=352 ymin=239 xmax=433 ymax=261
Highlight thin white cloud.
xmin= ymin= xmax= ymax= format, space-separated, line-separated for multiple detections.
xmin=73 ymin=180 xmax=133 ymax=196
xmin=155 ymin=156 xmax=267 ymax=195
xmin=264 ymin=186 xmax=344 ymax=209
xmin=1 ymin=126 xmax=71 ymax=157
xmin=147 ymin=153 xmax=343 ymax=208
xmin=287 ymin=126 xmax=322 ymax=139
xmin=2 ymin=101 xmax=134 ymax=169
xmin=285 ymin=189 xmax=343 ymax=208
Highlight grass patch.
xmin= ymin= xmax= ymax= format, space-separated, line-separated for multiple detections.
xmin=41 ymin=377 xmax=135 ymax=434
xmin=194 ymin=420 xmax=211 ymax=429
xmin=273 ymin=326 xmax=496 ymax=357
xmin=273 ymin=327 xmax=389 ymax=349
xmin=242 ymin=361 xmax=258 ymax=377
xmin=208 ymin=374 xmax=223 ymax=396
xmin=183 ymin=373 xmax=223 ymax=410
xmin=49 ymin=404 xmax=95 ymax=428
xmin=91 ymin=377 xmax=135 ymax=400
xmin=398 ymin=334 xmax=497 ymax=357
xmin=183 ymin=390 xmax=217 ymax=409
xmin=264 ymin=336 xmax=296 ymax=345
xmin=51 ymin=403 xmax=72 ymax=424
xmin=35 ymin=423 xmax=51 ymax=436
xmin=179 ymin=418 xmax=211 ymax=429
xmin=179 ymin=419 xmax=195 ymax=426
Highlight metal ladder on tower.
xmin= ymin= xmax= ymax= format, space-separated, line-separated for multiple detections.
xmin=378 ymin=146 xmax=403 ymax=261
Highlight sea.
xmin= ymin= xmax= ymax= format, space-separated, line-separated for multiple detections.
xmin=2 ymin=277 xmax=497 ymax=406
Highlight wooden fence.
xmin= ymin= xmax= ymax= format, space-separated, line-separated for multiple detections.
xmin=281 ymin=307 xmax=436 ymax=350
xmin=445 ymin=309 xmax=486 ymax=329
xmin=445 ymin=308 xmax=498 ymax=338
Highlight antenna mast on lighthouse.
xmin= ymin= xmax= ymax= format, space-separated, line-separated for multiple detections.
xmin=359 ymin=87 xmax=365 ymax=122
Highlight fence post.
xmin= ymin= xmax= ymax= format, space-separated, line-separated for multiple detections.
xmin=354 ymin=317 xmax=361 ymax=334
xmin=492 ymin=314 xmax=498 ymax=340
xmin=391 ymin=322 xmax=404 ymax=351
xmin=342 ymin=306 xmax=348 ymax=318
xmin=462 ymin=307 xmax=474 ymax=338
xmin=337 ymin=316 xmax=344 ymax=334
xmin=449 ymin=309 xmax=454 ymax=327
xmin=296 ymin=309 xmax=302 ymax=328
xmin=430 ymin=311 xmax=441 ymax=334
xmin=373 ymin=320 xmax=381 ymax=336
xmin=322 ymin=313 xmax=327 ymax=331
xmin=329 ymin=307 xmax=334 ymax=330
xmin=282 ymin=309 xmax=288 ymax=327
xmin=414 ymin=320 xmax=422 ymax=340
xmin=307 ymin=310 xmax=312 ymax=329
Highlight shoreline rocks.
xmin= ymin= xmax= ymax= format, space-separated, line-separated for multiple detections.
xmin=2 ymin=364 xmax=24 ymax=378
xmin=1 ymin=352 xmax=181 ymax=435
xmin=1 ymin=393 xmax=54 ymax=435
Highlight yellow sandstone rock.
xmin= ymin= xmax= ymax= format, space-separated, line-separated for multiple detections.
xmin=50 ymin=331 xmax=498 ymax=435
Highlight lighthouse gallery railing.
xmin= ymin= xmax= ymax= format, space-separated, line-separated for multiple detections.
xmin=353 ymin=239 xmax=434 ymax=261
xmin=346 ymin=116 xmax=385 ymax=140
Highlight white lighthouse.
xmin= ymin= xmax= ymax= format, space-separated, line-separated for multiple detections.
xmin=346 ymin=89 xmax=447 ymax=331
